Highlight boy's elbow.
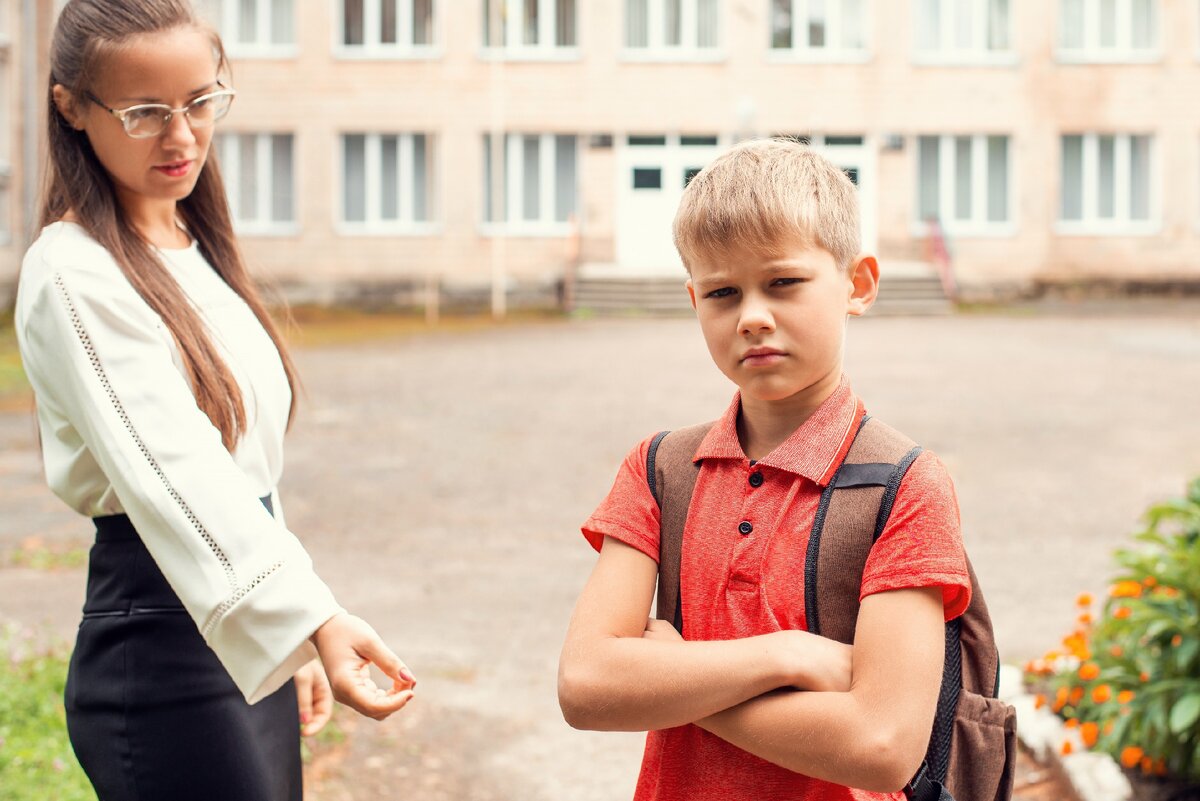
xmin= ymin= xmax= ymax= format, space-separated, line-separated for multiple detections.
xmin=557 ymin=659 xmax=603 ymax=730
xmin=853 ymin=726 xmax=927 ymax=794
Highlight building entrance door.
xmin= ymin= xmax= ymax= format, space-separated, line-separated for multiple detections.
xmin=810 ymin=135 xmax=877 ymax=255
xmin=615 ymin=134 xmax=723 ymax=275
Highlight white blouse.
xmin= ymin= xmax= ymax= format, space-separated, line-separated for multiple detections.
xmin=15 ymin=221 xmax=342 ymax=704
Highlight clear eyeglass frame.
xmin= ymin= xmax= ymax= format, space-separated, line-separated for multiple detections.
xmin=85 ymin=87 xmax=237 ymax=140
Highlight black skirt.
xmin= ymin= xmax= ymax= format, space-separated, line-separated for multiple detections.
xmin=65 ymin=503 xmax=302 ymax=801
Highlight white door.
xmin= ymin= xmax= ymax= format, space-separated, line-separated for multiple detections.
xmin=616 ymin=134 xmax=724 ymax=275
xmin=811 ymin=136 xmax=878 ymax=255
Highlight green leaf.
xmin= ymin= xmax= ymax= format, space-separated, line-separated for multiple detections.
xmin=1169 ymin=693 xmax=1200 ymax=735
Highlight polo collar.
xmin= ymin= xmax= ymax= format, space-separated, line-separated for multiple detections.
xmin=693 ymin=377 xmax=866 ymax=486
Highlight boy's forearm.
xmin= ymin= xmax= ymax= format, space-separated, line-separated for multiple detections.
xmin=696 ymin=688 xmax=925 ymax=794
xmin=558 ymin=632 xmax=793 ymax=732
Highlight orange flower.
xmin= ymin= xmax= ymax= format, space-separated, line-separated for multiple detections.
xmin=1079 ymin=662 xmax=1101 ymax=681
xmin=1103 ymin=721 xmax=1114 ymax=735
xmin=1069 ymin=686 xmax=1084 ymax=705
xmin=1153 ymin=759 xmax=1167 ymax=776
xmin=1080 ymin=722 xmax=1099 ymax=747
xmin=1121 ymin=746 xmax=1144 ymax=768
xmin=1061 ymin=740 xmax=1074 ymax=756
xmin=1078 ymin=613 xmax=1093 ymax=626
xmin=1139 ymin=671 xmax=1150 ymax=683
xmin=1111 ymin=581 xmax=1144 ymax=599
xmin=1114 ymin=606 xmax=1132 ymax=620
xmin=1076 ymin=592 xmax=1093 ymax=607
xmin=1044 ymin=650 xmax=1062 ymax=662
xmin=1157 ymin=586 xmax=1180 ymax=599
xmin=1110 ymin=645 xmax=1124 ymax=657
xmin=1140 ymin=756 xmax=1153 ymax=774
xmin=1065 ymin=717 xmax=1079 ymax=729
xmin=1118 ymin=690 xmax=1135 ymax=704
xmin=1142 ymin=576 xmax=1157 ymax=588
xmin=1171 ymin=634 xmax=1183 ymax=647
xmin=1034 ymin=694 xmax=1047 ymax=710
xmin=1092 ymin=684 xmax=1112 ymax=704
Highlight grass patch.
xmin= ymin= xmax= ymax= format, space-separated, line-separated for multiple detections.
xmin=0 ymin=627 xmax=92 ymax=801
xmin=1 ymin=538 xmax=89 ymax=571
xmin=283 ymin=305 xmax=566 ymax=348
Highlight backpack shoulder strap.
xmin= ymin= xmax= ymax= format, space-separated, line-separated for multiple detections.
xmin=646 ymin=422 xmax=713 ymax=633
xmin=805 ymin=415 xmax=922 ymax=643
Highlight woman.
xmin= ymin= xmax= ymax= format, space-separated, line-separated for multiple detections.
xmin=15 ymin=2 xmax=416 ymax=799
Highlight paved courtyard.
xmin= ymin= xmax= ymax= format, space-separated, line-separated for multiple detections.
xmin=2 ymin=304 xmax=1199 ymax=799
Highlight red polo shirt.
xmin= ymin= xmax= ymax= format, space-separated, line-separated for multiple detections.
xmin=582 ymin=379 xmax=971 ymax=801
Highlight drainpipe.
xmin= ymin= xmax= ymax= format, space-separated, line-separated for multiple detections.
xmin=21 ymin=0 xmax=40 ymax=248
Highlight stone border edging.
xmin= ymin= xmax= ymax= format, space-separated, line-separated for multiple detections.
xmin=998 ymin=665 xmax=1132 ymax=801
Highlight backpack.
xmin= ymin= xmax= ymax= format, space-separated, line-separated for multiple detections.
xmin=646 ymin=415 xmax=1017 ymax=801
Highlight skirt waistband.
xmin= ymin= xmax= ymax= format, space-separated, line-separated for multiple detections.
xmin=92 ymin=494 xmax=274 ymax=544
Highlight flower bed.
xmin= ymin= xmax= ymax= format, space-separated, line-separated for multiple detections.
xmin=1025 ymin=478 xmax=1200 ymax=800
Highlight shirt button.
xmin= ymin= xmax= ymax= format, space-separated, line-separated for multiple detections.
xmin=738 ymin=521 xmax=753 ymax=535
xmin=748 ymin=472 xmax=764 ymax=488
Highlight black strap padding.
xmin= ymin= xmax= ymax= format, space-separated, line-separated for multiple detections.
xmin=833 ymin=462 xmax=896 ymax=489
xmin=927 ymin=618 xmax=964 ymax=783
xmin=872 ymin=446 xmax=924 ymax=543
xmin=803 ymin=477 xmax=837 ymax=637
xmin=647 ymin=430 xmax=670 ymax=504
xmin=905 ymin=761 xmax=956 ymax=801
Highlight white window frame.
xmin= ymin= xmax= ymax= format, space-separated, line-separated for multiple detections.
xmin=217 ymin=133 xmax=298 ymax=236
xmin=481 ymin=133 xmax=579 ymax=237
xmin=768 ymin=0 xmax=870 ymax=64
xmin=335 ymin=0 xmax=441 ymax=60
xmin=480 ymin=0 xmax=580 ymax=61
xmin=912 ymin=134 xmax=1015 ymax=238
xmin=217 ymin=0 xmax=297 ymax=58
xmin=1056 ymin=0 xmax=1160 ymax=64
xmin=1056 ymin=133 xmax=1159 ymax=235
xmin=912 ymin=0 xmax=1016 ymax=66
xmin=621 ymin=0 xmax=724 ymax=63
xmin=338 ymin=132 xmax=438 ymax=235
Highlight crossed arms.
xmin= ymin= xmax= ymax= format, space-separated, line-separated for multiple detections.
xmin=557 ymin=536 xmax=946 ymax=794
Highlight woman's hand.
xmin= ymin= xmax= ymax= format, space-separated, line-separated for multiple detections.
xmin=294 ymin=659 xmax=333 ymax=737
xmin=311 ymin=612 xmax=416 ymax=720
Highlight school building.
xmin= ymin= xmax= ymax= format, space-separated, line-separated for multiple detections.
xmin=3 ymin=1 xmax=1200 ymax=310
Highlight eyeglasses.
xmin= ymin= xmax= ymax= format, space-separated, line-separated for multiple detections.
xmin=85 ymin=87 xmax=236 ymax=139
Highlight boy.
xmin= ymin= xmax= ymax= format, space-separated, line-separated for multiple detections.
xmin=557 ymin=139 xmax=972 ymax=800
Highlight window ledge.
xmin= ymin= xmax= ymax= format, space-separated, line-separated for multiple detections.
xmin=234 ymin=223 xmax=302 ymax=238
xmin=478 ymin=47 xmax=582 ymax=62
xmin=1055 ymin=220 xmax=1162 ymax=237
xmin=337 ymin=222 xmax=442 ymax=237
xmin=334 ymin=46 xmax=443 ymax=61
xmin=910 ymin=222 xmax=1017 ymax=239
xmin=1054 ymin=49 xmax=1162 ymax=65
xmin=619 ymin=49 xmax=726 ymax=64
xmin=479 ymin=222 xmax=573 ymax=238
xmin=767 ymin=49 xmax=872 ymax=64
xmin=911 ymin=51 xmax=1019 ymax=67
xmin=226 ymin=44 xmax=299 ymax=60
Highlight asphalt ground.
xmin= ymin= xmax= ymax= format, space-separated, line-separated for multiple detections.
xmin=3 ymin=302 xmax=1198 ymax=800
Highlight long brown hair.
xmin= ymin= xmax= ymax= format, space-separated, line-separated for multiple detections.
xmin=40 ymin=0 xmax=299 ymax=451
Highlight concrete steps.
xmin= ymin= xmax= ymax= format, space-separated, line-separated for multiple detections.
xmin=571 ymin=261 xmax=953 ymax=317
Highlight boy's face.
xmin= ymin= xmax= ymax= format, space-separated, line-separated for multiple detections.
xmin=686 ymin=238 xmax=875 ymax=406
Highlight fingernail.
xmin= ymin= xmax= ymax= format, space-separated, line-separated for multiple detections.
xmin=301 ymin=713 xmax=310 ymax=724
xmin=400 ymin=667 xmax=416 ymax=684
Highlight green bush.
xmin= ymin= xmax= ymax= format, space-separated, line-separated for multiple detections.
xmin=0 ymin=627 xmax=92 ymax=801
xmin=1026 ymin=477 xmax=1200 ymax=779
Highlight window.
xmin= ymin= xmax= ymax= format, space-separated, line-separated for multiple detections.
xmin=914 ymin=0 xmax=1012 ymax=63
xmin=483 ymin=0 xmax=577 ymax=55
xmin=341 ymin=133 xmax=436 ymax=230
xmin=215 ymin=0 xmax=295 ymax=53
xmin=624 ymin=0 xmax=720 ymax=58
xmin=216 ymin=134 xmax=296 ymax=233
xmin=916 ymin=135 xmax=1012 ymax=234
xmin=1059 ymin=134 xmax=1155 ymax=231
xmin=482 ymin=133 xmax=578 ymax=233
xmin=1058 ymin=0 xmax=1158 ymax=61
xmin=340 ymin=0 xmax=436 ymax=55
xmin=770 ymin=0 xmax=867 ymax=60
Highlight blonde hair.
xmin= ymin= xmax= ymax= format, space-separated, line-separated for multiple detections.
xmin=673 ymin=138 xmax=860 ymax=272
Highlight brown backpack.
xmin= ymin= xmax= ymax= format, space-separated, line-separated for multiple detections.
xmin=647 ymin=415 xmax=1017 ymax=801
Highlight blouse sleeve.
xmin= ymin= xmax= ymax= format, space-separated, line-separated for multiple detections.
xmin=19 ymin=258 xmax=342 ymax=704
